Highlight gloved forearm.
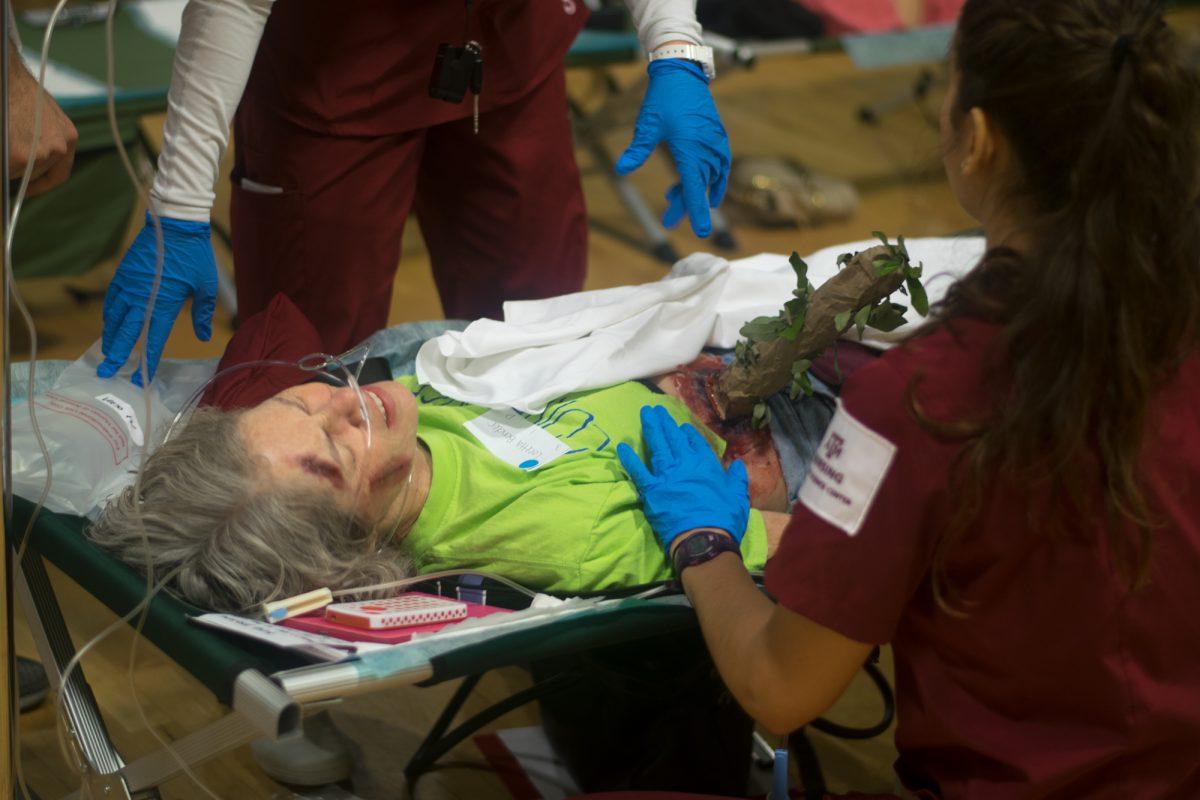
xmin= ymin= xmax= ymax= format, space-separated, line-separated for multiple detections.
xmin=150 ymin=0 xmax=274 ymax=221
xmin=624 ymin=0 xmax=703 ymax=50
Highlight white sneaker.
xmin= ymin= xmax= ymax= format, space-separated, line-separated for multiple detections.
xmin=252 ymin=712 xmax=353 ymax=787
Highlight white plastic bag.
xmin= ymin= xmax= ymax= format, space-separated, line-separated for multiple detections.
xmin=11 ymin=343 xmax=215 ymax=519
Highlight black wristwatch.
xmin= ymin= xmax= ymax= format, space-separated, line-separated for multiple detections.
xmin=671 ymin=530 xmax=741 ymax=576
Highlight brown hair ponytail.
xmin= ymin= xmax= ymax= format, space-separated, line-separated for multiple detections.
xmin=915 ymin=0 xmax=1200 ymax=607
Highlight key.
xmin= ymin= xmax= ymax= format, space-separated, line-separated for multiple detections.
xmin=429 ymin=43 xmax=474 ymax=103
xmin=468 ymin=41 xmax=483 ymax=134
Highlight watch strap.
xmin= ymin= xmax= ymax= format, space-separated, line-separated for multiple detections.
xmin=672 ymin=530 xmax=741 ymax=576
xmin=648 ymin=44 xmax=716 ymax=80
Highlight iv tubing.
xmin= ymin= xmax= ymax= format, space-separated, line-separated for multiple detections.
xmin=5 ymin=3 xmax=78 ymax=798
xmin=331 ymin=569 xmax=541 ymax=602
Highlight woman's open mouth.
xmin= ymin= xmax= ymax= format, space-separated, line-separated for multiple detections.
xmin=362 ymin=386 xmax=396 ymax=430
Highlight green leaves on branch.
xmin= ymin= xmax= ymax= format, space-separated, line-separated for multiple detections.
xmin=734 ymin=340 xmax=757 ymax=368
xmin=789 ymin=359 xmax=814 ymax=400
xmin=738 ymin=251 xmax=814 ymax=346
xmin=752 ymin=402 xmax=772 ymax=430
xmin=740 ymin=315 xmax=787 ymax=343
xmin=853 ymin=304 xmax=872 ymax=339
xmin=868 ymin=301 xmax=908 ymax=332
xmin=731 ymin=233 xmax=932 ymax=424
xmin=906 ymin=275 xmax=929 ymax=316
xmin=832 ymin=231 xmax=931 ymax=339
xmin=789 ymin=252 xmax=808 ymax=283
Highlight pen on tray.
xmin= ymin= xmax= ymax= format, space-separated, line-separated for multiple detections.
xmin=262 ymin=587 xmax=333 ymax=623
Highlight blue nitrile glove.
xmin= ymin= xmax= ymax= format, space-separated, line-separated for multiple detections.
xmin=615 ymin=59 xmax=731 ymax=238
xmin=617 ymin=404 xmax=751 ymax=553
xmin=98 ymin=212 xmax=218 ymax=385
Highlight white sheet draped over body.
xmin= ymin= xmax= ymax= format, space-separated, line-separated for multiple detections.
xmin=416 ymin=237 xmax=988 ymax=412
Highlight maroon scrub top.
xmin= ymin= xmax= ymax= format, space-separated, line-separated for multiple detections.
xmin=765 ymin=319 xmax=1200 ymax=798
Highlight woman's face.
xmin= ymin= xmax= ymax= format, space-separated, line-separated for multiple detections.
xmin=238 ymin=380 xmax=421 ymax=525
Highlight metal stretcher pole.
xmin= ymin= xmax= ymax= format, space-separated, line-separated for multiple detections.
xmin=2 ymin=0 xmax=15 ymax=794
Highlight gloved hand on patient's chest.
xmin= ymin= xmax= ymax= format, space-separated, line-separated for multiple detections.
xmin=616 ymin=59 xmax=731 ymax=239
xmin=98 ymin=212 xmax=219 ymax=385
xmin=618 ymin=404 xmax=751 ymax=552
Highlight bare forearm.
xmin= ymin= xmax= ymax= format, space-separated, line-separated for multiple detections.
xmin=761 ymin=510 xmax=790 ymax=557
xmin=680 ymin=552 xmax=794 ymax=731
xmin=6 ymin=36 xmax=77 ymax=193
xmin=681 ymin=548 xmax=874 ymax=734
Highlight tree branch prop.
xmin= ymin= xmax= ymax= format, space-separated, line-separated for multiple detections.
xmin=711 ymin=233 xmax=929 ymax=423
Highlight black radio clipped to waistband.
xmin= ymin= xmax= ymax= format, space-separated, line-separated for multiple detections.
xmin=429 ymin=0 xmax=484 ymax=132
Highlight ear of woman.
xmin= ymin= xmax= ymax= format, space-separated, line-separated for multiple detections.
xmin=960 ymin=107 xmax=996 ymax=176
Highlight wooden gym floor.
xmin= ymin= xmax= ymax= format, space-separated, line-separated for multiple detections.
xmin=9 ymin=37 xmax=987 ymax=800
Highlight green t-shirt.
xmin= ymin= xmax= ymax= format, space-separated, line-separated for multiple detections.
xmin=400 ymin=377 xmax=768 ymax=593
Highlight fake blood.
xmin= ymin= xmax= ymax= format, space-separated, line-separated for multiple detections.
xmin=667 ymin=355 xmax=784 ymax=506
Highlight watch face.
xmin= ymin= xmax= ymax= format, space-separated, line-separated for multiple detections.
xmin=685 ymin=535 xmax=712 ymax=556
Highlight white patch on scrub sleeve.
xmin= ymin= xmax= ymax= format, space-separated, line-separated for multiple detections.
xmin=798 ymin=401 xmax=897 ymax=536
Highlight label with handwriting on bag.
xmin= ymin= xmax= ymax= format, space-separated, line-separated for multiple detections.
xmin=95 ymin=393 xmax=144 ymax=447
xmin=464 ymin=408 xmax=570 ymax=471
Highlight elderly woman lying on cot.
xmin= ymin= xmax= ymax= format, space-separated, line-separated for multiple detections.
xmin=87 ymin=305 xmax=818 ymax=613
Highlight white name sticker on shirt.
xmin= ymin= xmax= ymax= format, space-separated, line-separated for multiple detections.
xmin=798 ymin=401 xmax=897 ymax=536
xmin=464 ymin=409 xmax=571 ymax=472
xmin=95 ymin=393 xmax=145 ymax=447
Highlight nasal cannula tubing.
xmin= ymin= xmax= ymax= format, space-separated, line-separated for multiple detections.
xmin=5 ymin=2 xmax=84 ymax=798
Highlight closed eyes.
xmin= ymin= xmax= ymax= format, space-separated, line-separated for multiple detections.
xmin=269 ymin=394 xmax=358 ymax=475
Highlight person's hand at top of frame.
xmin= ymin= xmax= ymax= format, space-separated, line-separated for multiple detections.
xmin=617 ymin=404 xmax=750 ymax=553
xmin=615 ymin=55 xmax=731 ymax=238
xmin=97 ymin=213 xmax=218 ymax=385
xmin=8 ymin=46 xmax=78 ymax=197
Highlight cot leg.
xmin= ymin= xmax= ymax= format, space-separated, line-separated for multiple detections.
xmin=15 ymin=552 xmax=131 ymax=797
xmin=709 ymin=206 xmax=738 ymax=251
xmin=403 ymin=671 xmax=582 ymax=790
xmin=414 ymin=673 xmax=481 ymax=766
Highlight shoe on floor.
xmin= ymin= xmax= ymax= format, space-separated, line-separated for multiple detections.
xmin=252 ymin=712 xmax=353 ymax=787
xmin=17 ymin=656 xmax=50 ymax=713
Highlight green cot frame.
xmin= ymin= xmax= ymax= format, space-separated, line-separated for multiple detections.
xmin=10 ymin=496 xmax=703 ymax=800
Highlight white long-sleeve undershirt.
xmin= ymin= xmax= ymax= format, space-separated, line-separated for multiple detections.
xmin=150 ymin=0 xmax=702 ymax=222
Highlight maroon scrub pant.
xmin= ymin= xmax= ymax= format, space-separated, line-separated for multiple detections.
xmin=230 ymin=67 xmax=588 ymax=352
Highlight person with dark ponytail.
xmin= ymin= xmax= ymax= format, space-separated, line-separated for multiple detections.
xmin=617 ymin=0 xmax=1200 ymax=795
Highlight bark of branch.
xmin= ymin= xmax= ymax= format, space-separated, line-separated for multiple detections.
xmin=712 ymin=245 xmax=905 ymax=420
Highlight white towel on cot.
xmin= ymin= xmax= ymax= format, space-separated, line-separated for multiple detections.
xmin=416 ymin=237 xmax=988 ymax=412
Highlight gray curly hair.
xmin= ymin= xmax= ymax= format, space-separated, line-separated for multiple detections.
xmin=88 ymin=407 xmax=413 ymax=613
